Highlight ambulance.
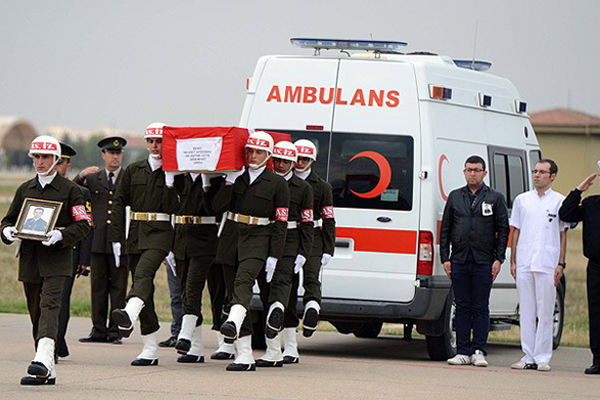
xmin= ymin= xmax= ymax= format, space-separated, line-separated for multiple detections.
xmin=243 ymin=38 xmax=566 ymax=360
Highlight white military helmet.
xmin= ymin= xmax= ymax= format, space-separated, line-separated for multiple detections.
xmin=245 ymin=131 xmax=274 ymax=154
xmin=272 ymin=140 xmax=298 ymax=163
xmin=294 ymin=139 xmax=317 ymax=161
xmin=145 ymin=122 xmax=165 ymax=139
xmin=28 ymin=135 xmax=62 ymax=176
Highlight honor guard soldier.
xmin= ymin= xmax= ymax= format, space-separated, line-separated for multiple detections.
xmin=55 ymin=143 xmax=94 ymax=360
xmin=109 ymin=122 xmax=176 ymax=366
xmin=281 ymin=139 xmax=335 ymax=357
xmin=256 ymin=141 xmax=314 ymax=368
xmin=165 ymin=169 xmax=223 ymax=363
xmin=1 ymin=136 xmax=91 ymax=385
xmin=75 ymin=136 xmax=129 ymax=344
xmin=218 ymin=131 xmax=290 ymax=371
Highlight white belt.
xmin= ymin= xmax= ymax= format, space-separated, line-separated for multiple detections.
xmin=287 ymin=221 xmax=298 ymax=229
xmin=313 ymin=219 xmax=323 ymax=228
xmin=226 ymin=211 xmax=271 ymax=226
xmin=130 ymin=212 xmax=171 ymax=222
xmin=174 ymin=215 xmax=217 ymax=225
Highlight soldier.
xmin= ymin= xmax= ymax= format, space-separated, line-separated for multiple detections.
xmin=167 ymin=170 xmax=223 ymax=363
xmin=1 ymin=136 xmax=91 ymax=385
xmin=75 ymin=136 xmax=128 ymax=344
xmin=218 ymin=131 xmax=290 ymax=371
xmin=279 ymin=139 xmax=335 ymax=362
xmin=55 ymin=142 xmax=94 ymax=360
xmin=108 ymin=122 xmax=176 ymax=366
xmin=255 ymin=141 xmax=314 ymax=368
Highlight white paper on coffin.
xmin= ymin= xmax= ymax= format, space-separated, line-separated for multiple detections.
xmin=176 ymin=137 xmax=223 ymax=171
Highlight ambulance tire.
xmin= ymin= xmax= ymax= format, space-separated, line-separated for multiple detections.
xmin=425 ymin=291 xmax=457 ymax=361
xmin=353 ymin=322 xmax=383 ymax=339
xmin=250 ymin=310 xmax=267 ymax=350
xmin=552 ymin=280 xmax=565 ymax=350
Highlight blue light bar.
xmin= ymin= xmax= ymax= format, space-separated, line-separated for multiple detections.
xmin=453 ymin=59 xmax=492 ymax=72
xmin=291 ymin=38 xmax=408 ymax=53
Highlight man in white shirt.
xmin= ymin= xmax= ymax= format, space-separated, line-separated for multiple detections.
xmin=510 ymin=159 xmax=568 ymax=371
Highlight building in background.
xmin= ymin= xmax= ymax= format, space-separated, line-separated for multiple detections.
xmin=0 ymin=117 xmax=38 ymax=168
xmin=531 ymin=108 xmax=600 ymax=195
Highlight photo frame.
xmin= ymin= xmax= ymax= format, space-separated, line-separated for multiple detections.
xmin=14 ymin=198 xmax=63 ymax=241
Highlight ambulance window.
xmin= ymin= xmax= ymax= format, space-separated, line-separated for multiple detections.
xmin=328 ymin=133 xmax=414 ymax=211
xmin=529 ymin=150 xmax=542 ymax=172
xmin=493 ymin=154 xmax=508 ymax=202
xmin=508 ymin=155 xmax=526 ymax=205
xmin=265 ymin=129 xmax=330 ymax=179
xmin=490 ymin=149 xmax=526 ymax=208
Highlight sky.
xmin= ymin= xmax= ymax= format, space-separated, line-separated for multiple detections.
xmin=1 ymin=0 xmax=599 ymax=134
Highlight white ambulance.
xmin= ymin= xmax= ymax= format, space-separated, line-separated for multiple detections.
xmin=244 ymin=38 xmax=565 ymax=360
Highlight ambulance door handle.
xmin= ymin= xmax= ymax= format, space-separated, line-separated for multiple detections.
xmin=335 ymin=241 xmax=350 ymax=248
xmin=377 ymin=216 xmax=392 ymax=223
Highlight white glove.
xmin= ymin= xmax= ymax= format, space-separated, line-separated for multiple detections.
xmin=320 ymin=253 xmax=332 ymax=276
xmin=294 ymin=254 xmax=307 ymax=274
xmin=225 ymin=167 xmax=245 ymax=184
xmin=166 ymin=251 xmax=177 ymax=277
xmin=111 ymin=242 xmax=121 ymax=267
xmin=164 ymin=171 xmax=180 ymax=188
xmin=265 ymin=256 xmax=278 ymax=283
xmin=42 ymin=230 xmax=63 ymax=246
xmin=2 ymin=226 xmax=19 ymax=242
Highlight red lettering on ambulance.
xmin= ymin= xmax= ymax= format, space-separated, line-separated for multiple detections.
xmin=266 ymin=85 xmax=281 ymax=102
xmin=335 ymin=88 xmax=348 ymax=105
xmin=369 ymin=90 xmax=384 ymax=107
xmin=319 ymin=87 xmax=335 ymax=104
xmin=385 ymin=90 xmax=400 ymax=108
xmin=285 ymin=86 xmax=302 ymax=103
xmin=303 ymin=87 xmax=317 ymax=103
xmin=350 ymin=89 xmax=366 ymax=106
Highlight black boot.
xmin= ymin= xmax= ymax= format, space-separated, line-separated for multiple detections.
xmin=175 ymin=338 xmax=191 ymax=354
xmin=177 ymin=354 xmax=205 ymax=363
xmin=20 ymin=375 xmax=56 ymax=386
xmin=226 ymin=362 xmax=256 ymax=371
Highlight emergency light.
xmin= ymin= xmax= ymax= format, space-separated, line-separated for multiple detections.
xmin=291 ymin=38 xmax=407 ymax=54
xmin=453 ymin=59 xmax=492 ymax=72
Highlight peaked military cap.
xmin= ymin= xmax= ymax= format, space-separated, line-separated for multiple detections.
xmin=59 ymin=142 xmax=77 ymax=161
xmin=98 ymin=136 xmax=127 ymax=152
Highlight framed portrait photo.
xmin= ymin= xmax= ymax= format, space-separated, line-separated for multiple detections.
xmin=15 ymin=198 xmax=63 ymax=241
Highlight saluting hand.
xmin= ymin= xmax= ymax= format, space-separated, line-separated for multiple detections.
xmin=577 ymin=173 xmax=597 ymax=192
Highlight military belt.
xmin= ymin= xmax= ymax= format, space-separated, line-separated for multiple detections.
xmin=287 ymin=221 xmax=298 ymax=229
xmin=313 ymin=219 xmax=323 ymax=228
xmin=130 ymin=212 xmax=171 ymax=222
xmin=174 ymin=215 xmax=217 ymax=225
xmin=226 ymin=211 xmax=271 ymax=226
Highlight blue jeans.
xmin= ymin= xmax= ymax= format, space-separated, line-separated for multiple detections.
xmin=451 ymin=261 xmax=493 ymax=355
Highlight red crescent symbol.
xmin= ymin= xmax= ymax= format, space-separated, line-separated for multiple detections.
xmin=349 ymin=151 xmax=392 ymax=199
xmin=438 ymin=154 xmax=448 ymax=201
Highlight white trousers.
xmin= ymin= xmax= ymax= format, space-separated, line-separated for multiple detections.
xmin=516 ymin=269 xmax=556 ymax=364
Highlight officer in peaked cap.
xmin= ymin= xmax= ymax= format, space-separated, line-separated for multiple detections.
xmin=55 ymin=142 xmax=94 ymax=361
xmin=74 ymin=135 xmax=129 ymax=345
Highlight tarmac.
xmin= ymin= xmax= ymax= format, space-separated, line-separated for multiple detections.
xmin=1 ymin=312 xmax=599 ymax=400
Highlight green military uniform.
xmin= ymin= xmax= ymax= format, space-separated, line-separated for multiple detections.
xmin=259 ymin=174 xmax=313 ymax=325
xmin=1 ymin=174 xmax=91 ymax=342
xmin=287 ymin=169 xmax=335 ymax=324
xmin=108 ymin=159 xmax=175 ymax=335
xmin=56 ymin=184 xmax=93 ymax=357
xmin=217 ymin=168 xmax=290 ymax=338
xmin=75 ymin=169 xmax=129 ymax=341
xmin=170 ymin=173 xmax=222 ymax=327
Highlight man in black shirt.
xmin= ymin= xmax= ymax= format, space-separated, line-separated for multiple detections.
xmin=559 ymin=172 xmax=600 ymax=374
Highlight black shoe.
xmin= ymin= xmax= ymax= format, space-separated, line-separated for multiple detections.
xmin=283 ymin=355 xmax=299 ymax=364
xmin=220 ymin=321 xmax=237 ymax=343
xmin=27 ymin=362 xmax=49 ymax=378
xmin=211 ymin=351 xmax=235 ymax=360
xmin=256 ymin=359 xmax=283 ymax=368
xmin=175 ymin=338 xmax=191 ymax=354
xmin=20 ymin=375 xmax=55 ymax=386
xmin=111 ymin=309 xmax=133 ymax=337
xmin=108 ymin=337 xmax=123 ymax=345
xmin=226 ymin=362 xmax=256 ymax=371
xmin=524 ymin=363 xmax=538 ymax=370
xmin=158 ymin=336 xmax=177 ymax=348
xmin=177 ymin=354 xmax=205 ymax=363
xmin=585 ymin=364 xmax=600 ymax=374
xmin=131 ymin=358 xmax=158 ymax=366
xmin=79 ymin=335 xmax=107 ymax=343
xmin=303 ymin=308 xmax=319 ymax=338
xmin=266 ymin=307 xmax=284 ymax=339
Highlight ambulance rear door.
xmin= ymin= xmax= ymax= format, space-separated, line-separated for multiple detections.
xmin=327 ymin=59 xmax=422 ymax=303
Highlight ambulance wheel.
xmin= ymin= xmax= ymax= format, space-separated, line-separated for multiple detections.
xmin=425 ymin=290 xmax=457 ymax=361
xmin=353 ymin=322 xmax=383 ymax=339
xmin=552 ymin=280 xmax=565 ymax=350
xmin=250 ymin=310 xmax=267 ymax=350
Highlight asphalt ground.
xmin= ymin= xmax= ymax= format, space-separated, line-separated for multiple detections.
xmin=0 ymin=313 xmax=598 ymax=400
